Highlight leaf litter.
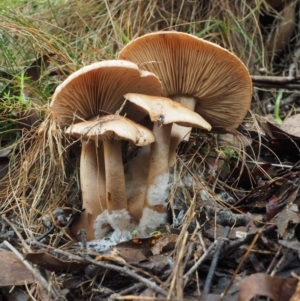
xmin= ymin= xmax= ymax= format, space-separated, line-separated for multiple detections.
xmin=2 ymin=1 xmax=300 ymax=300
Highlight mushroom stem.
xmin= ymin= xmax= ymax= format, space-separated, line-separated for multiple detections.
xmin=70 ymin=140 xmax=106 ymax=241
xmin=173 ymin=95 xmax=197 ymax=111
xmin=126 ymin=145 xmax=151 ymax=221
xmin=102 ymin=140 xmax=128 ymax=213
xmin=169 ymin=95 xmax=197 ymax=167
xmin=139 ymin=123 xmax=171 ymax=234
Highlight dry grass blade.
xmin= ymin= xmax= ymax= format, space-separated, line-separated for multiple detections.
xmin=1 ymin=0 xmax=300 ymax=300
xmin=0 ymin=115 xmax=79 ymax=238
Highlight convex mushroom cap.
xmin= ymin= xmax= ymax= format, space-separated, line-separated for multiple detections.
xmin=50 ymin=60 xmax=162 ymax=127
xmin=118 ymin=31 xmax=252 ymax=130
xmin=66 ymin=114 xmax=155 ymax=146
xmin=124 ymin=93 xmax=211 ymax=130
xmin=66 ymin=114 xmax=155 ymax=239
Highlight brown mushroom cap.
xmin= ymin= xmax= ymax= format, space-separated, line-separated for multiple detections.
xmin=50 ymin=60 xmax=162 ymax=127
xmin=66 ymin=114 xmax=155 ymax=147
xmin=118 ymin=31 xmax=252 ymax=130
xmin=124 ymin=93 xmax=211 ymax=130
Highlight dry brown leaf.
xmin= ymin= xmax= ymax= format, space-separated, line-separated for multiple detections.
xmin=138 ymin=253 xmax=173 ymax=274
xmin=271 ymin=203 xmax=300 ymax=237
xmin=95 ymin=248 xmax=127 ymax=265
xmin=114 ymin=233 xmax=165 ymax=262
xmin=0 ymin=250 xmax=35 ymax=286
xmin=280 ymin=114 xmax=300 ymax=137
xmin=151 ymin=234 xmax=170 ymax=255
xmin=25 ymin=251 xmax=87 ymax=272
xmin=279 ymin=239 xmax=300 ymax=252
xmin=290 ymin=279 xmax=300 ymax=301
xmin=115 ymin=246 xmax=147 ymax=263
xmin=238 ymin=273 xmax=297 ymax=301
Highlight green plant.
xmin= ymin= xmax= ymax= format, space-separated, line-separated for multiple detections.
xmin=0 ymin=72 xmax=32 ymax=144
xmin=274 ymin=89 xmax=284 ymax=124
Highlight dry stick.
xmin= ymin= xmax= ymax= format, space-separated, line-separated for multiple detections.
xmin=3 ymin=240 xmax=62 ymax=300
xmin=183 ymin=242 xmax=195 ymax=267
xmin=251 ymin=75 xmax=297 ymax=83
xmin=222 ymin=225 xmax=276 ymax=256
xmin=220 ymin=228 xmax=263 ymax=300
xmin=29 ymin=240 xmax=169 ymax=298
xmin=167 ymin=231 xmax=189 ymax=299
xmin=87 ymin=258 xmax=170 ymax=298
xmin=109 ymin=283 xmax=145 ymax=299
xmin=266 ymin=245 xmax=283 ymax=275
xmin=251 ymin=75 xmax=300 ymax=89
xmin=270 ymin=248 xmax=291 ymax=277
xmin=1 ymin=216 xmax=62 ymax=300
xmin=183 ymin=240 xmax=218 ymax=286
xmin=253 ymin=83 xmax=300 ymax=89
xmin=203 ymin=226 xmax=231 ymax=294
xmin=111 ymin=296 xmax=173 ymax=300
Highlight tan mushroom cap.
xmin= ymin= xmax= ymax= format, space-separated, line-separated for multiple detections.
xmin=50 ymin=60 xmax=162 ymax=127
xmin=66 ymin=114 xmax=155 ymax=147
xmin=118 ymin=31 xmax=252 ymax=130
xmin=124 ymin=93 xmax=211 ymax=130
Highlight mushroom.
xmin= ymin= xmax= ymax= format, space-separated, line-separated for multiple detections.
xmin=124 ymin=93 xmax=211 ymax=235
xmin=118 ymin=31 xmax=252 ymax=166
xmin=66 ymin=114 xmax=155 ymax=239
xmin=50 ymin=60 xmax=161 ymax=240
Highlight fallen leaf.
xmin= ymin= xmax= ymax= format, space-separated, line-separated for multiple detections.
xmin=272 ymin=203 xmax=300 ymax=237
xmin=280 ymin=114 xmax=300 ymax=137
xmin=290 ymin=277 xmax=300 ymax=301
xmin=0 ymin=250 xmax=35 ymax=286
xmin=238 ymin=273 xmax=297 ymax=301
xmin=138 ymin=253 xmax=173 ymax=275
xmin=151 ymin=234 xmax=171 ymax=255
xmin=115 ymin=246 xmax=147 ymax=263
xmin=25 ymin=251 xmax=87 ymax=272
xmin=115 ymin=234 xmax=164 ymax=263
xmin=95 ymin=248 xmax=127 ymax=265
xmin=279 ymin=239 xmax=300 ymax=252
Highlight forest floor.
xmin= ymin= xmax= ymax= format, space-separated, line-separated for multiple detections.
xmin=1 ymin=1 xmax=300 ymax=300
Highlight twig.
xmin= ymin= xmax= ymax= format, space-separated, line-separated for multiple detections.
xmin=34 ymin=225 xmax=55 ymax=242
xmin=1 ymin=215 xmax=63 ymax=300
xmin=84 ymin=257 xmax=170 ymax=298
xmin=266 ymin=245 xmax=283 ymax=274
xmin=183 ymin=239 xmax=218 ymax=286
xmin=251 ymin=75 xmax=300 ymax=89
xmin=220 ymin=228 xmax=263 ymax=300
xmin=203 ymin=226 xmax=230 ymax=294
xmin=1 ymin=215 xmax=31 ymax=252
xmin=183 ymin=241 xmax=195 ymax=267
xmin=29 ymin=239 xmax=169 ymax=297
xmin=110 ymin=283 xmax=145 ymax=298
xmin=3 ymin=240 xmax=63 ymax=301
xmin=222 ymin=225 xmax=276 ymax=256
xmin=251 ymin=75 xmax=297 ymax=83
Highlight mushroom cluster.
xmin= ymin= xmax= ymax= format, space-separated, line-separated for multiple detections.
xmin=50 ymin=31 xmax=252 ymax=242
xmin=50 ymin=60 xmax=162 ymax=240
xmin=119 ymin=31 xmax=252 ymax=236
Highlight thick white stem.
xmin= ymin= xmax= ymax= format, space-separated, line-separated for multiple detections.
xmin=70 ymin=140 xmax=106 ymax=241
xmin=169 ymin=95 xmax=197 ymax=167
xmin=103 ymin=140 xmax=136 ymax=234
xmin=139 ymin=123 xmax=171 ymax=235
